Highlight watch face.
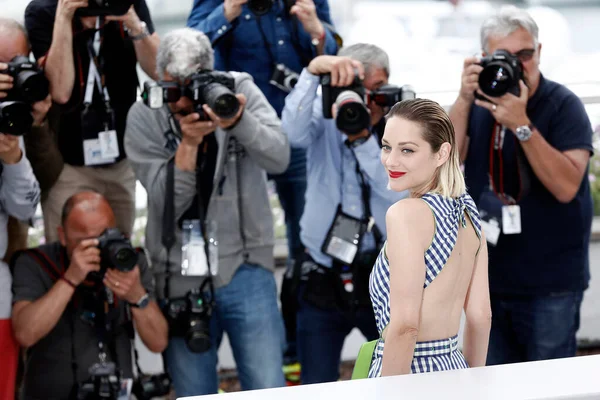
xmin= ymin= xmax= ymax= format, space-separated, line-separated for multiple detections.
xmin=516 ymin=126 xmax=532 ymax=141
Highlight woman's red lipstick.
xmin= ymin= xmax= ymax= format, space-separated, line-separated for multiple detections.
xmin=389 ymin=171 xmax=406 ymax=179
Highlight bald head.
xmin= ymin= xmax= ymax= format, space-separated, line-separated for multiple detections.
xmin=61 ymin=191 xmax=115 ymax=228
xmin=0 ymin=18 xmax=29 ymax=63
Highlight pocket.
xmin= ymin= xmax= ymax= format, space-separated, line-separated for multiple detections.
xmin=302 ymin=268 xmax=339 ymax=311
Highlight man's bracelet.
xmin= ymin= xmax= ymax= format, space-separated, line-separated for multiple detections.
xmin=60 ymin=275 xmax=77 ymax=289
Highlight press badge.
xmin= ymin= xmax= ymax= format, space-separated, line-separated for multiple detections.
xmin=181 ymin=219 xmax=219 ymax=276
xmin=481 ymin=218 xmax=501 ymax=246
xmin=502 ymin=205 xmax=522 ymax=235
xmin=321 ymin=206 xmax=365 ymax=265
xmin=99 ymin=129 xmax=120 ymax=159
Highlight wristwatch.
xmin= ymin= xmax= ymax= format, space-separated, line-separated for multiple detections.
xmin=514 ymin=124 xmax=533 ymax=142
xmin=311 ymin=28 xmax=326 ymax=47
xmin=128 ymin=21 xmax=150 ymax=41
xmin=129 ymin=292 xmax=150 ymax=309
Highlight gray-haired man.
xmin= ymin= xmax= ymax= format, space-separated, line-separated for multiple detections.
xmin=125 ymin=28 xmax=289 ymax=396
xmin=449 ymin=6 xmax=593 ymax=365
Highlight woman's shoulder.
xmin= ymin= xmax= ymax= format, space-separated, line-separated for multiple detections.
xmin=386 ymin=198 xmax=435 ymax=248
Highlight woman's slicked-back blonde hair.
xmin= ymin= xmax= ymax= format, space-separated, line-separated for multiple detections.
xmin=387 ymin=99 xmax=466 ymax=198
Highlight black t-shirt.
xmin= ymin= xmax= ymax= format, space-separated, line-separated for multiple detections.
xmin=24 ymin=0 xmax=155 ymax=166
xmin=464 ymin=74 xmax=594 ymax=296
xmin=11 ymin=243 xmax=155 ymax=400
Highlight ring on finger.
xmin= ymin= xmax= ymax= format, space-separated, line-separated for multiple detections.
xmin=492 ymin=104 xmax=497 ymax=111
xmin=115 ymin=281 xmax=120 ymax=287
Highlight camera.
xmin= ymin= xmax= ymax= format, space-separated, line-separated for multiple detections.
xmin=248 ymin=0 xmax=273 ymax=15
xmin=163 ymin=280 xmax=213 ymax=353
xmin=367 ymin=84 xmax=416 ymax=108
xmin=132 ymin=373 xmax=172 ymax=400
xmin=76 ymin=361 xmax=121 ymax=400
xmin=248 ymin=0 xmax=295 ymax=16
xmin=97 ymin=228 xmax=138 ymax=272
xmin=269 ymin=64 xmax=299 ymax=93
xmin=321 ymin=74 xmax=370 ymax=135
xmin=75 ymin=0 xmax=135 ymax=17
xmin=0 ymin=56 xmax=49 ymax=136
xmin=478 ymin=49 xmax=523 ymax=98
xmin=142 ymin=70 xmax=240 ymax=120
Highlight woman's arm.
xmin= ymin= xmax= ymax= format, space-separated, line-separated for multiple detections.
xmin=462 ymin=235 xmax=492 ymax=367
xmin=381 ymin=199 xmax=434 ymax=376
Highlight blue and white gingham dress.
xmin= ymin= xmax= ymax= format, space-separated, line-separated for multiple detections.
xmin=368 ymin=192 xmax=482 ymax=377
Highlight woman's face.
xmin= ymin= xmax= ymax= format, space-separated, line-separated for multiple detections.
xmin=381 ymin=116 xmax=449 ymax=195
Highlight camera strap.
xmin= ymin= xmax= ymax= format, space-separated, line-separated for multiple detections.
xmin=344 ymin=140 xmax=383 ymax=246
xmin=84 ymin=17 xmax=111 ymax=108
xmin=489 ymin=122 xmax=531 ymax=204
xmin=162 ymin=158 xmax=176 ymax=299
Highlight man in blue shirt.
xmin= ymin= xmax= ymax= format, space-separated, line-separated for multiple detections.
xmin=281 ymin=44 xmax=408 ymax=384
xmin=449 ymin=6 xmax=593 ymax=365
xmin=187 ymin=0 xmax=340 ymax=365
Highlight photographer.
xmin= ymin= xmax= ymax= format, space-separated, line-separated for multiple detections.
xmin=0 ymin=18 xmax=45 ymax=399
xmin=124 ymin=28 xmax=290 ymax=396
xmin=11 ymin=191 xmax=167 ymax=400
xmin=24 ymin=0 xmax=159 ymax=242
xmin=281 ymin=44 xmax=408 ymax=384
xmin=187 ymin=0 xmax=340 ymax=366
xmin=449 ymin=6 xmax=593 ymax=365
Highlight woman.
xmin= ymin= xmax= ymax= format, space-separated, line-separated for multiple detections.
xmin=368 ymin=99 xmax=491 ymax=377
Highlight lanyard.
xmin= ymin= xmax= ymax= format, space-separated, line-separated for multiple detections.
xmin=488 ymin=122 xmax=529 ymax=205
xmin=340 ymin=139 xmax=383 ymax=246
xmin=83 ymin=17 xmax=111 ymax=106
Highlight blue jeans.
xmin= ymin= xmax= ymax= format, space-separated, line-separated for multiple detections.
xmin=270 ymin=146 xmax=307 ymax=362
xmin=164 ymin=264 xmax=286 ymax=396
xmin=486 ymin=291 xmax=583 ymax=365
xmin=296 ymin=283 xmax=379 ymax=384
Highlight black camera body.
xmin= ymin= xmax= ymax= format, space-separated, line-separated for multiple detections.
xmin=321 ymin=74 xmax=370 ymax=135
xmin=478 ymin=49 xmax=524 ymax=98
xmin=76 ymin=362 xmax=121 ymax=400
xmin=248 ymin=0 xmax=295 ymax=16
xmin=163 ymin=286 xmax=213 ymax=354
xmin=75 ymin=0 xmax=135 ymax=17
xmin=368 ymin=84 xmax=416 ymax=108
xmin=269 ymin=64 xmax=299 ymax=93
xmin=132 ymin=373 xmax=172 ymax=400
xmin=143 ymin=70 xmax=240 ymax=120
xmin=0 ymin=56 xmax=50 ymax=136
xmin=97 ymin=228 xmax=138 ymax=273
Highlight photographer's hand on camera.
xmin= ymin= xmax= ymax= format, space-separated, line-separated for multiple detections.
xmin=475 ymin=80 xmax=530 ymax=132
xmin=104 ymin=266 xmax=146 ymax=304
xmin=63 ymin=238 xmax=101 ymax=286
xmin=0 ymin=65 xmax=13 ymax=99
xmin=290 ymin=0 xmax=325 ymax=40
xmin=202 ymin=93 xmax=247 ymax=130
xmin=458 ymin=56 xmax=483 ymax=103
xmin=56 ymin=0 xmax=89 ymax=23
xmin=308 ymin=56 xmax=364 ymax=86
xmin=105 ymin=6 xmax=144 ymax=36
xmin=224 ymin=0 xmax=248 ymax=22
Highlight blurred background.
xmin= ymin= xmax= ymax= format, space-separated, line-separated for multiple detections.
xmin=4 ymin=0 xmax=600 ymax=374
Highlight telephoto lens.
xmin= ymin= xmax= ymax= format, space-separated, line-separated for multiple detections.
xmin=202 ymin=83 xmax=240 ymax=119
xmin=478 ymin=49 xmax=523 ymax=98
xmin=335 ymin=90 xmax=370 ymax=135
xmin=0 ymin=101 xmax=34 ymax=136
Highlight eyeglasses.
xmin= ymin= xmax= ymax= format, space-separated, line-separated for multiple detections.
xmin=514 ymin=48 xmax=536 ymax=62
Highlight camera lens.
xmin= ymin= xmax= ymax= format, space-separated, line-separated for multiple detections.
xmin=479 ymin=61 xmax=515 ymax=97
xmin=335 ymin=90 xmax=370 ymax=135
xmin=15 ymin=70 xmax=50 ymax=103
xmin=248 ymin=0 xmax=273 ymax=15
xmin=0 ymin=101 xmax=33 ymax=136
xmin=107 ymin=243 xmax=137 ymax=272
xmin=203 ymin=83 xmax=240 ymax=119
xmin=186 ymin=317 xmax=211 ymax=353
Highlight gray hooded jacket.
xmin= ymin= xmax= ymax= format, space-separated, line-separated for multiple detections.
xmin=125 ymin=72 xmax=290 ymax=299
